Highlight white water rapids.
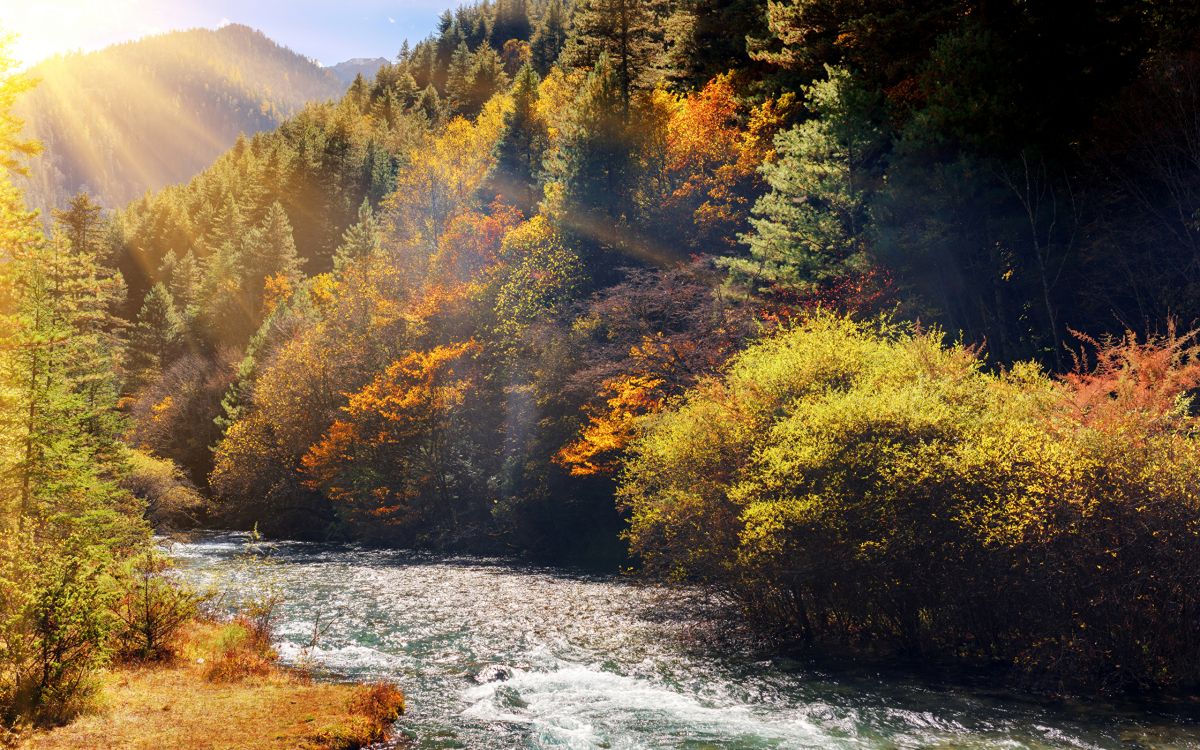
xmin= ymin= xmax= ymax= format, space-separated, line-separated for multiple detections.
xmin=170 ymin=532 xmax=1200 ymax=749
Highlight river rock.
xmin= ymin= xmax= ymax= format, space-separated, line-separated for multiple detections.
xmin=474 ymin=664 xmax=513 ymax=683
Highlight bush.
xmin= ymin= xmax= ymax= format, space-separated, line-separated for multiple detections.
xmin=620 ymin=314 xmax=1200 ymax=692
xmin=109 ymin=550 xmax=203 ymax=662
xmin=202 ymin=620 xmax=277 ymax=683
xmin=306 ymin=682 xmax=405 ymax=750
xmin=0 ymin=538 xmax=113 ymax=727
xmin=120 ymin=449 xmax=207 ymax=530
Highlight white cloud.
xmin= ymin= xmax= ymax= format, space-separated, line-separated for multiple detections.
xmin=218 ymin=17 xmax=231 ymax=28
xmin=388 ymin=16 xmax=396 ymax=23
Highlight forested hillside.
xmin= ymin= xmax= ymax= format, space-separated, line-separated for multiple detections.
xmin=16 ymin=24 xmax=346 ymax=213
xmin=16 ymin=0 xmax=1200 ymax=693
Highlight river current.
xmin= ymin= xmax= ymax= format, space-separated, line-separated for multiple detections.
xmin=171 ymin=532 xmax=1200 ymax=749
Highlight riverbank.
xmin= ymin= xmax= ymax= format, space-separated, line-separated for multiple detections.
xmin=17 ymin=620 xmax=405 ymax=750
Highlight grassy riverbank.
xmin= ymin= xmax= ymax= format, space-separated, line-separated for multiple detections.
xmin=17 ymin=621 xmax=404 ymax=750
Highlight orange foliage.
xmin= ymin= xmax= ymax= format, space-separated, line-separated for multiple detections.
xmin=1063 ymin=323 xmax=1200 ymax=435
xmin=557 ymin=373 xmax=665 ymax=476
xmin=301 ymin=342 xmax=479 ymax=527
xmin=659 ymin=76 xmax=797 ymax=249
xmin=429 ymin=202 xmax=523 ymax=283
xmin=262 ymin=272 xmax=294 ymax=316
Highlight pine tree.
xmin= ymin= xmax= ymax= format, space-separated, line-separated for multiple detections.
xmin=722 ymin=67 xmax=884 ymax=296
xmin=464 ymin=46 xmax=509 ymax=116
xmin=555 ymin=54 xmax=636 ymax=225
xmin=243 ymin=201 xmax=302 ymax=319
xmin=128 ymin=282 xmax=182 ymax=385
xmin=446 ymin=42 xmax=475 ymax=112
xmin=52 ymin=192 xmax=106 ymax=261
xmin=434 ymin=11 xmax=465 ymax=89
xmin=492 ymin=0 xmax=533 ymax=46
xmin=559 ymin=0 xmax=657 ymax=113
xmin=161 ymin=249 xmax=202 ymax=322
xmin=334 ymin=199 xmax=383 ymax=272
xmin=530 ymin=0 xmax=569 ymax=74
xmin=485 ymin=65 xmax=547 ymax=213
xmin=347 ymin=72 xmax=370 ymax=112
xmin=417 ymin=84 xmax=444 ymax=122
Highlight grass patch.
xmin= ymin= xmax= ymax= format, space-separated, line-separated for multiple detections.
xmin=16 ymin=621 xmax=404 ymax=750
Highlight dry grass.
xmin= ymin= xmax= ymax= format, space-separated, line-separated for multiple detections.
xmin=17 ymin=621 xmax=405 ymax=750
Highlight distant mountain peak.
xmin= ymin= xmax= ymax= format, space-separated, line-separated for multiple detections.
xmin=326 ymin=57 xmax=391 ymax=85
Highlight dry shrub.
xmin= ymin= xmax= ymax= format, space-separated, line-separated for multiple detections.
xmin=348 ymin=681 xmax=405 ymax=724
xmin=201 ymin=620 xmax=277 ymax=683
xmin=303 ymin=682 xmax=404 ymax=750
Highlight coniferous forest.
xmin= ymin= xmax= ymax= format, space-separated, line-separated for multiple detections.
xmin=6 ymin=0 xmax=1200 ymax=745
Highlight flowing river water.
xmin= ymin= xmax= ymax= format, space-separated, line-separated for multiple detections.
xmin=171 ymin=532 xmax=1200 ymax=749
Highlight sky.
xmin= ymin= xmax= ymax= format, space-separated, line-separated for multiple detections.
xmin=1 ymin=0 xmax=460 ymax=69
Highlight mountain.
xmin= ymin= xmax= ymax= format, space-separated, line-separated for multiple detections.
xmin=16 ymin=24 xmax=347 ymax=214
xmin=326 ymin=57 xmax=391 ymax=85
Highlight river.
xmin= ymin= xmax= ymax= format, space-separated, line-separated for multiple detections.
xmin=170 ymin=532 xmax=1200 ymax=749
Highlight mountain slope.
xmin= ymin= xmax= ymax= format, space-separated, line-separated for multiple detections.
xmin=17 ymin=24 xmax=347 ymax=213
xmin=327 ymin=57 xmax=391 ymax=85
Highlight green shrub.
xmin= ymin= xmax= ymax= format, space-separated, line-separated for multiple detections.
xmin=620 ymin=314 xmax=1200 ymax=691
xmin=0 ymin=537 xmax=114 ymax=727
xmin=109 ymin=550 xmax=203 ymax=662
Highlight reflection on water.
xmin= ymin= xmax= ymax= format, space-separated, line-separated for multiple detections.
xmin=170 ymin=532 xmax=1200 ymax=750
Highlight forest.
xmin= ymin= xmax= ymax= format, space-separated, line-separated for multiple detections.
xmin=4 ymin=0 xmax=1200 ymax=734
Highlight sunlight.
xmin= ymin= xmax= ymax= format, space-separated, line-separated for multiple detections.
xmin=6 ymin=0 xmax=164 ymax=69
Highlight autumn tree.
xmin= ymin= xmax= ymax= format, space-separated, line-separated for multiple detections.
xmin=301 ymin=342 xmax=483 ymax=542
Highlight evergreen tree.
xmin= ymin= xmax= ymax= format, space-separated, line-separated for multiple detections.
xmin=334 ymin=199 xmax=383 ymax=272
xmin=559 ymin=0 xmax=657 ymax=113
xmin=485 ymin=65 xmax=547 ymax=214
xmin=346 ymin=72 xmax=370 ymax=112
xmin=492 ymin=0 xmax=533 ymax=46
xmin=722 ymin=67 xmax=884 ymax=296
xmin=465 ymin=46 xmax=509 ymax=116
xmin=434 ymin=11 xmax=465 ymax=89
xmin=128 ymin=282 xmax=182 ymax=385
xmin=417 ymin=84 xmax=444 ymax=122
xmin=555 ymin=54 xmax=636 ymax=225
xmin=160 ymin=249 xmax=202 ymax=322
xmin=446 ymin=42 xmax=475 ymax=112
xmin=52 ymin=192 xmax=106 ymax=261
xmin=530 ymin=0 xmax=569 ymax=74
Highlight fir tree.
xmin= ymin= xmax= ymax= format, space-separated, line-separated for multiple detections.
xmin=334 ymin=199 xmax=383 ymax=272
xmin=492 ymin=0 xmax=533 ymax=45
xmin=723 ymin=67 xmax=884 ymax=296
xmin=559 ymin=0 xmax=657 ymax=113
xmin=485 ymin=65 xmax=547 ymax=214
xmin=128 ymin=282 xmax=182 ymax=385
xmin=530 ymin=0 xmax=569 ymax=74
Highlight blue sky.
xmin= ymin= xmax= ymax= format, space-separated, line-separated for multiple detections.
xmin=3 ymin=0 xmax=461 ymax=69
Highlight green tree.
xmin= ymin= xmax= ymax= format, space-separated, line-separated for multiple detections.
xmin=128 ymin=283 xmax=183 ymax=387
xmin=484 ymin=65 xmax=547 ymax=214
xmin=549 ymin=53 xmax=638 ymax=260
xmin=723 ymin=67 xmax=883 ymax=297
xmin=492 ymin=0 xmax=532 ymax=45
xmin=559 ymin=0 xmax=657 ymax=113
xmin=530 ymin=0 xmax=569 ymax=74
xmin=333 ymin=199 xmax=383 ymax=272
